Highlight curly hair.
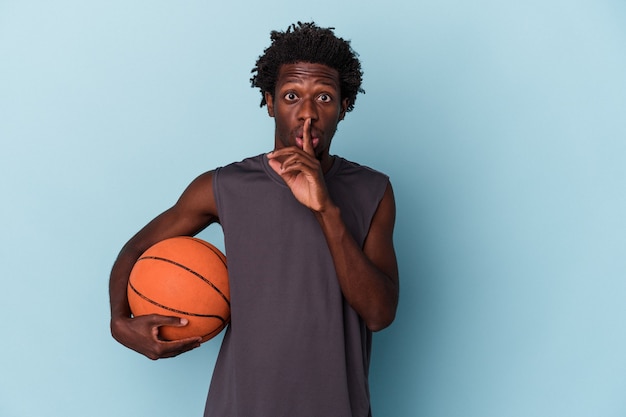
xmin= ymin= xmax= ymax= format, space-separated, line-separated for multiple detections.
xmin=250 ymin=22 xmax=364 ymax=113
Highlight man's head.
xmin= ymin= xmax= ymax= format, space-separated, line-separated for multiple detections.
xmin=251 ymin=22 xmax=364 ymax=113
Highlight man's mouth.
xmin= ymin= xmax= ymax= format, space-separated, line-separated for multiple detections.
xmin=295 ymin=137 xmax=320 ymax=149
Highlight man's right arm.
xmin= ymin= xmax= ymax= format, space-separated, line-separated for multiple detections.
xmin=109 ymin=171 xmax=218 ymax=360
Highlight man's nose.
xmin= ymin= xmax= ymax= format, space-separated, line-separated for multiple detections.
xmin=298 ymin=98 xmax=318 ymax=121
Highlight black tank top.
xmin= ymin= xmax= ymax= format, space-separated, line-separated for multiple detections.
xmin=205 ymin=154 xmax=389 ymax=417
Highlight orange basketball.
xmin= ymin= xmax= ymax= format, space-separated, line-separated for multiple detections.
xmin=128 ymin=236 xmax=229 ymax=343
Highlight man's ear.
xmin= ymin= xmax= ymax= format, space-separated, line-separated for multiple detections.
xmin=339 ymin=98 xmax=349 ymax=121
xmin=265 ymin=92 xmax=275 ymax=117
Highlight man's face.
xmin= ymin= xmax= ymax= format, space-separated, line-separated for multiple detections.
xmin=265 ymin=62 xmax=349 ymax=166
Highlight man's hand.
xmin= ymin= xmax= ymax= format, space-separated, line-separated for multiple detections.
xmin=266 ymin=118 xmax=333 ymax=212
xmin=111 ymin=314 xmax=202 ymax=360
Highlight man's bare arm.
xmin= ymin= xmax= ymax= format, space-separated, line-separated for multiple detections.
xmin=314 ymin=182 xmax=398 ymax=331
xmin=267 ymin=119 xmax=399 ymax=331
xmin=109 ymin=171 xmax=218 ymax=359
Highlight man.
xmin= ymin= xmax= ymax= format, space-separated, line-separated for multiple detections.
xmin=110 ymin=22 xmax=399 ymax=416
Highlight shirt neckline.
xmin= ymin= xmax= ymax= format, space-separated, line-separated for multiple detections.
xmin=260 ymin=153 xmax=342 ymax=187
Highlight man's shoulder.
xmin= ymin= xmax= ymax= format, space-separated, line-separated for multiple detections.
xmin=217 ymin=154 xmax=265 ymax=173
xmin=333 ymin=156 xmax=389 ymax=181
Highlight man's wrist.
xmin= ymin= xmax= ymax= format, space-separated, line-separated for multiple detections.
xmin=314 ymin=203 xmax=342 ymax=229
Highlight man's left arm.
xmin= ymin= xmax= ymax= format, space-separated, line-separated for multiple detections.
xmin=314 ymin=182 xmax=399 ymax=331
xmin=266 ymin=118 xmax=399 ymax=331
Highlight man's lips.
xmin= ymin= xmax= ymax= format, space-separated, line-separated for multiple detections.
xmin=296 ymin=137 xmax=320 ymax=148
xmin=294 ymin=126 xmax=322 ymax=149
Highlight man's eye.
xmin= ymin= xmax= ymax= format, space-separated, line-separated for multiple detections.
xmin=318 ymin=94 xmax=332 ymax=103
xmin=284 ymin=92 xmax=298 ymax=101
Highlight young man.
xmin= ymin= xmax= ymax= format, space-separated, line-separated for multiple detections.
xmin=110 ymin=22 xmax=399 ymax=416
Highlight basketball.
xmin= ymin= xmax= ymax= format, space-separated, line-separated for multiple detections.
xmin=127 ymin=236 xmax=229 ymax=343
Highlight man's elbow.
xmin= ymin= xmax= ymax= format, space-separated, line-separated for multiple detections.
xmin=365 ymin=307 xmax=397 ymax=332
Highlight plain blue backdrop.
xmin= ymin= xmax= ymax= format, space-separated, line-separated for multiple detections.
xmin=1 ymin=1 xmax=625 ymax=416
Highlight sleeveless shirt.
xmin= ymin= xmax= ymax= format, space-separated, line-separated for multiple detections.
xmin=204 ymin=154 xmax=389 ymax=417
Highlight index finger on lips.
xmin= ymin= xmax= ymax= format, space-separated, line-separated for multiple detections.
xmin=303 ymin=118 xmax=314 ymax=156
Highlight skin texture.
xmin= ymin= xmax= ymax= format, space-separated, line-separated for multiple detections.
xmin=109 ymin=62 xmax=399 ymax=360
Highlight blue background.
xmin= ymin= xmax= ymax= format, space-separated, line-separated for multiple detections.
xmin=1 ymin=1 xmax=625 ymax=416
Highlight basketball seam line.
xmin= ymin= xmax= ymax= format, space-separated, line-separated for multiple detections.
xmin=192 ymin=239 xmax=228 ymax=269
xmin=137 ymin=255 xmax=230 ymax=307
xmin=128 ymin=280 xmax=228 ymax=322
